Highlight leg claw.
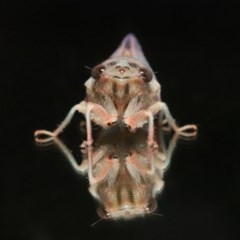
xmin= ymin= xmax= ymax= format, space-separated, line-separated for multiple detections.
xmin=34 ymin=130 xmax=56 ymax=143
xmin=177 ymin=124 xmax=198 ymax=137
xmin=80 ymin=140 xmax=93 ymax=149
xmin=107 ymin=120 xmax=117 ymax=127
xmin=148 ymin=140 xmax=158 ymax=149
xmin=123 ymin=119 xmax=137 ymax=132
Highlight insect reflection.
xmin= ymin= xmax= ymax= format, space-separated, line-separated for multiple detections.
xmin=45 ymin=125 xmax=182 ymax=221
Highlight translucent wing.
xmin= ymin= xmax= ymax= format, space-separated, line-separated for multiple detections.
xmin=110 ymin=33 xmax=151 ymax=68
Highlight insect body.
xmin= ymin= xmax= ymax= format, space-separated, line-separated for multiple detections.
xmin=34 ymin=34 xmax=198 ymax=220
xmin=35 ymin=33 xmax=197 ymax=146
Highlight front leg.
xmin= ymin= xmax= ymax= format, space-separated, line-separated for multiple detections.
xmin=123 ymin=101 xmax=197 ymax=147
xmin=82 ymin=102 xmax=118 ymax=147
xmin=124 ymin=101 xmax=160 ymax=147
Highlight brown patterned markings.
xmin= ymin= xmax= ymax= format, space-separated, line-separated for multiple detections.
xmin=124 ymin=83 xmax=129 ymax=95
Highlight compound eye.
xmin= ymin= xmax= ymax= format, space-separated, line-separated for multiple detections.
xmin=97 ymin=206 xmax=110 ymax=219
xmin=146 ymin=198 xmax=157 ymax=213
xmin=91 ymin=64 xmax=105 ymax=80
xmin=140 ymin=67 xmax=153 ymax=82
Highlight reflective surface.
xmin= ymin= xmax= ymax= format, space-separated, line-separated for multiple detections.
xmin=1 ymin=1 xmax=240 ymax=240
xmin=36 ymin=125 xmax=183 ymax=221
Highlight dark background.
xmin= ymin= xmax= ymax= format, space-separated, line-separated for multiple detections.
xmin=1 ymin=0 xmax=240 ymax=239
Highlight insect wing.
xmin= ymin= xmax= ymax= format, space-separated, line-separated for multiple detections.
xmin=110 ymin=33 xmax=151 ymax=68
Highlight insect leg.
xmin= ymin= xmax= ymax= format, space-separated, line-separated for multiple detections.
xmin=34 ymin=101 xmax=87 ymax=143
xmin=84 ymin=102 xmax=118 ymax=128
xmin=159 ymin=102 xmax=198 ymax=137
xmin=126 ymin=147 xmax=155 ymax=175
xmin=80 ymin=102 xmax=118 ymax=147
xmin=124 ymin=108 xmax=158 ymax=147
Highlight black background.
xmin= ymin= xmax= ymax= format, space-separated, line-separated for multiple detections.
xmin=1 ymin=0 xmax=240 ymax=240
